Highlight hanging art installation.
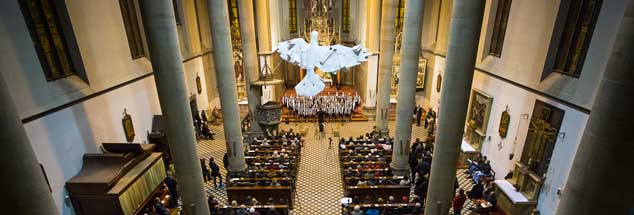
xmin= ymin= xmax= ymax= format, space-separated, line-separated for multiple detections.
xmin=276 ymin=31 xmax=370 ymax=96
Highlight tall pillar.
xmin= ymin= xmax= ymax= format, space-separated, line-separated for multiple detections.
xmin=0 ymin=78 xmax=57 ymax=213
xmin=366 ymin=0 xmax=382 ymax=51
xmin=557 ymin=3 xmax=634 ymax=214
xmin=207 ymin=0 xmax=247 ymax=172
xmin=375 ymin=0 xmax=397 ymax=135
xmin=424 ymin=0 xmax=485 ymax=214
xmin=255 ymin=0 xmax=273 ymax=103
xmin=255 ymin=0 xmax=271 ymax=52
xmin=140 ymin=1 xmax=209 ymax=214
xmin=363 ymin=0 xmax=381 ymax=116
xmin=391 ymin=0 xmax=425 ymax=175
xmin=238 ymin=0 xmax=263 ymax=135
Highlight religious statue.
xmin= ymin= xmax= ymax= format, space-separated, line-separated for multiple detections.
xmin=276 ymin=31 xmax=370 ymax=96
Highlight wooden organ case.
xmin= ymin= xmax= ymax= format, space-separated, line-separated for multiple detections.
xmin=66 ymin=144 xmax=166 ymax=215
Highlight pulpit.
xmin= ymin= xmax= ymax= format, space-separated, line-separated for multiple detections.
xmin=66 ymin=144 xmax=167 ymax=215
xmin=255 ymin=101 xmax=282 ymax=133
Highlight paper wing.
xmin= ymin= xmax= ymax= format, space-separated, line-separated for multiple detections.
xmin=294 ymin=70 xmax=325 ymax=97
xmin=277 ymin=38 xmax=309 ymax=66
xmin=316 ymin=44 xmax=370 ymax=73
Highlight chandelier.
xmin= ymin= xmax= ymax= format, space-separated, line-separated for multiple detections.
xmin=301 ymin=0 xmax=340 ymax=45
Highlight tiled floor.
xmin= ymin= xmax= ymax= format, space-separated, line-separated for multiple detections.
xmin=197 ymin=121 xmax=477 ymax=214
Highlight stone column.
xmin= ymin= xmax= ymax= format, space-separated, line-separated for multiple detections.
xmin=0 ymin=77 xmax=57 ymax=213
xmin=238 ymin=0 xmax=263 ymax=135
xmin=366 ymin=0 xmax=382 ymax=51
xmin=255 ymin=0 xmax=271 ymax=52
xmin=557 ymin=3 xmax=634 ymax=214
xmin=255 ymin=0 xmax=273 ymax=103
xmin=424 ymin=0 xmax=485 ymax=214
xmin=375 ymin=0 xmax=397 ymax=135
xmin=207 ymin=0 xmax=247 ymax=172
xmin=362 ymin=0 xmax=381 ymax=120
xmin=140 ymin=1 xmax=209 ymax=214
xmin=391 ymin=0 xmax=425 ymax=175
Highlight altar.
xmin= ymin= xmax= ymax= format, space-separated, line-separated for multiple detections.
xmin=458 ymin=139 xmax=480 ymax=168
xmin=495 ymin=180 xmax=537 ymax=215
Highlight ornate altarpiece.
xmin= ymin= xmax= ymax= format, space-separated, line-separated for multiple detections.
xmin=464 ymin=89 xmax=493 ymax=151
xmin=509 ymin=100 xmax=564 ymax=201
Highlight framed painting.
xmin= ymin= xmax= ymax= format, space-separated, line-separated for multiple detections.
xmin=466 ymin=89 xmax=494 ymax=134
xmin=122 ymin=109 xmax=135 ymax=142
xmin=499 ymin=106 xmax=511 ymax=138
xmin=196 ymin=74 xmax=202 ymax=94
xmin=416 ymin=57 xmax=427 ymax=89
xmin=464 ymin=89 xmax=493 ymax=150
xmin=436 ymin=74 xmax=442 ymax=93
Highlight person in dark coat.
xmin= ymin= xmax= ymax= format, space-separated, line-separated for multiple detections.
xmin=411 ymin=138 xmax=421 ymax=153
xmin=416 ymin=158 xmax=431 ymax=177
xmin=153 ymin=197 xmax=170 ymax=215
xmin=208 ymin=195 xmax=219 ymax=215
xmin=201 ymin=110 xmax=207 ymax=125
xmin=468 ymin=181 xmax=485 ymax=199
xmin=408 ymin=153 xmax=419 ymax=182
xmin=223 ymin=153 xmax=229 ymax=170
xmin=209 ymin=157 xmax=223 ymax=188
xmin=200 ymin=158 xmax=211 ymax=182
xmin=416 ymin=106 xmax=423 ymax=126
xmin=164 ymin=173 xmax=179 ymax=208
xmin=201 ymin=123 xmax=215 ymax=140
xmin=414 ymin=177 xmax=429 ymax=205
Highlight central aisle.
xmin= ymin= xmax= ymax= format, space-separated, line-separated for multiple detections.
xmin=280 ymin=122 xmax=404 ymax=214
xmin=281 ymin=122 xmax=343 ymax=214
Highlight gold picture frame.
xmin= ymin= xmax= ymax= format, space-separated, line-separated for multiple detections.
xmin=436 ymin=74 xmax=442 ymax=93
xmin=122 ymin=109 xmax=135 ymax=142
xmin=499 ymin=106 xmax=511 ymax=138
xmin=196 ymin=74 xmax=202 ymax=94
xmin=416 ymin=58 xmax=427 ymax=89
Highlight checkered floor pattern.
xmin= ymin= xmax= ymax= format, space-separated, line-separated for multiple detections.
xmin=197 ymin=121 xmax=477 ymax=214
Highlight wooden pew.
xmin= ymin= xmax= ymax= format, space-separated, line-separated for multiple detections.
xmin=226 ymin=186 xmax=293 ymax=207
xmin=221 ymin=205 xmax=289 ymax=215
xmin=346 ymin=185 xmax=411 ymax=201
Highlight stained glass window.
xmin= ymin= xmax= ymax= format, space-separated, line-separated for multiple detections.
xmin=289 ymin=0 xmax=297 ymax=33
xmin=395 ymin=0 xmax=406 ymax=32
xmin=552 ymin=0 xmax=602 ymax=76
xmin=19 ymin=0 xmax=86 ymax=80
xmin=342 ymin=0 xmax=350 ymax=33
xmin=118 ymin=0 xmax=145 ymax=59
xmin=489 ymin=0 xmax=512 ymax=57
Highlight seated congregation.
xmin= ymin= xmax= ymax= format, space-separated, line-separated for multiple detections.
xmin=219 ymin=130 xmax=305 ymax=215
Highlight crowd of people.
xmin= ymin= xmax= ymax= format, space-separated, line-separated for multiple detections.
xmin=407 ymin=137 xmax=436 ymax=207
xmin=282 ymin=92 xmax=361 ymax=122
xmin=193 ymin=110 xmax=216 ymax=140
xmin=339 ymin=132 xmax=425 ymax=215
xmin=221 ymin=130 xmax=304 ymax=215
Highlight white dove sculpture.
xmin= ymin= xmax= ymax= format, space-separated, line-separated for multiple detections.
xmin=276 ymin=31 xmax=370 ymax=97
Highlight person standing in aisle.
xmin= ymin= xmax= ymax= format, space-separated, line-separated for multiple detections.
xmin=209 ymin=157 xmax=223 ymax=188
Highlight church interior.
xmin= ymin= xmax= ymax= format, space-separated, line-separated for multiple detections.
xmin=2 ymin=0 xmax=633 ymax=214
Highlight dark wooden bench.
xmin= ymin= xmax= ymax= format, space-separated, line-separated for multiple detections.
xmin=226 ymin=186 xmax=293 ymax=207
xmin=344 ymin=203 xmax=422 ymax=215
xmin=346 ymin=185 xmax=411 ymax=200
xmin=221 ymin=204 xmax=289 ymax=215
